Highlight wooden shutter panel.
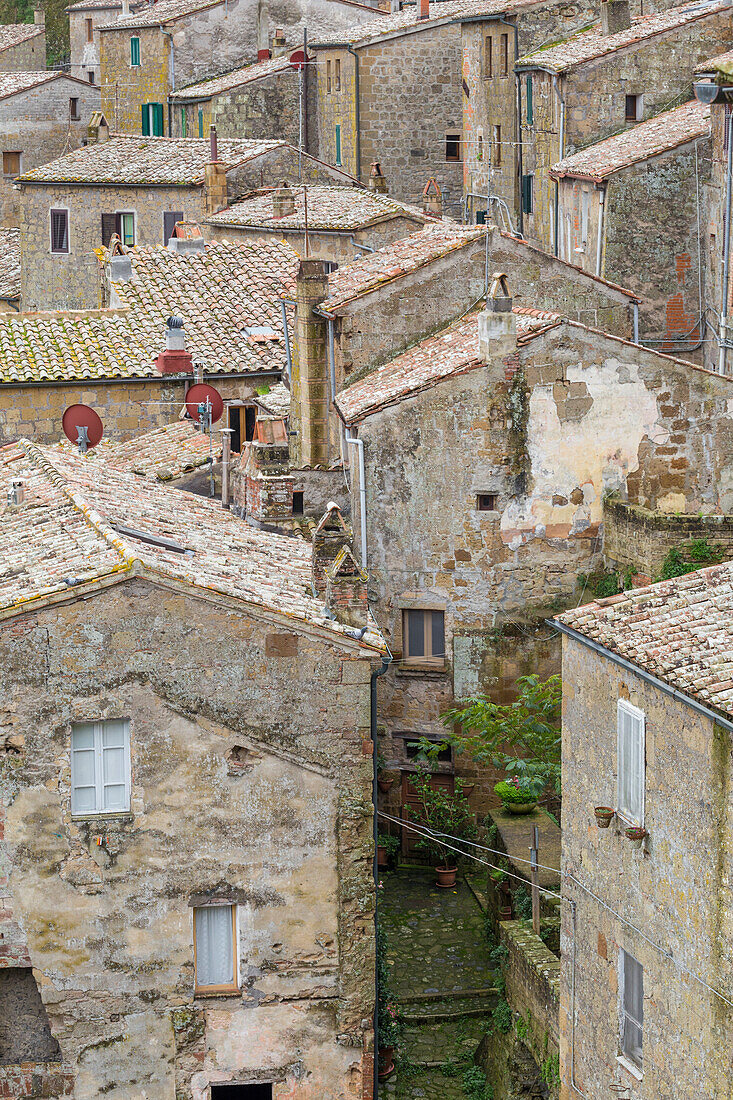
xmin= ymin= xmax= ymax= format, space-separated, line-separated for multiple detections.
xmin=153 ymin=102 xmax=164 ymax=136
xmin=141 ymin=104 xmax=150 ymax=136
xmin=617 ymin=701 xmax=644 ymax=824
xmin=101 ymin=213 xmax=117 ymax=247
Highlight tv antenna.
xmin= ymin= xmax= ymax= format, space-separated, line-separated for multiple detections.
xmin=62 ymin=404 xmax=104 ymax=454
xmin=185 ymin=383 xmax=223 ymax=498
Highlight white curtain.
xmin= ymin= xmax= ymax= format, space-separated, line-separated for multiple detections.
xmin=195 ymin=906 xmax=234 ymax=987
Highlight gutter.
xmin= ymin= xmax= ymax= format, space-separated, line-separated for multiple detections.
xmin=551 ymin=620 xmax=733 ymax=735
xmin=346 ymin=46 xmax=361 ymax=180
xmin=595 ymin=184 xmax=605 ymax=278
xmin=0 ymin=369 xmax=281 ymax=391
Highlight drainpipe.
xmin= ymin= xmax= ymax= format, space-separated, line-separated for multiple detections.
xmin=279 ymin=299 xmax=292 ymax=383
xmin=347 ymin=433 xmax=367 ymax=568
xmin=553 ymin=75 xmax=565 ymax=257
xmin=595 ymin=186 xmax=605 ymax=278
xmin=371 ymin=651 xmax=391 ymax=1100
xmin=632 ymin=301 xmax=639 ymax=344
xmin=327 ymin=317 xmax=337 ymax=404
xmin=495 ymin=16 xmax=519 ymax=233
xmin=515 ymin=72 xmax=524 ymax=236
xmin=346 ymin=46 xmax=361 ymax=181
xmin=720 ymin=107 xmax=733 ymax=374
xmin=161 ymin=27 xmax=174 ymax=134
xmin=221 ymin=427 xmax=232 ymax=509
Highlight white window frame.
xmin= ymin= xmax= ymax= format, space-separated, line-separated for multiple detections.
xmin=116 ymin=210 xmax=136 ymax=247
xmin=402 ymin=608 xmax=446 ymax=666
xmin=71 ymin=719 xmax=131 ymax=816
xmin=616 ymin=699 xmax=645 ymax=826
xmin=193 ymin=904 xmax=239 ymax=994
xmin=49 ymin=206 xmax=70 ymax=254
xmin=619 ymin=948 xmax=643 ymax=1076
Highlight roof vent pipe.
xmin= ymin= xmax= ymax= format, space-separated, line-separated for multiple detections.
xmin=418 ymin=0 xmax=429 ymax=19
xmin=210 ymin=124 xmax=218 ymax=163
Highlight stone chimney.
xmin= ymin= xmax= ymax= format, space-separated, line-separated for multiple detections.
xmin=168 ymin=220 xmax=206 ymax=254
xmin=600 ymin=0 xmax=631 ymax=35
xmin=291 ymin=260 xmax=330 ymax=468
xmin=367 ymin=162 xmax=388 ymax=194
xmin=312 ymin=502 xmax=351 ymax=589
xmin=88 ymin=110 xmax=110 ymax=144
xmin=478 ymin=272 xmax=517 ymax=361
xmin=118 ymin=0 xmax=130 ymax=18
xmin=33 ymin=6 xmax=45 ymax=25
xmin=422 ymin=177 xmax=442 ymax=217
xmin=417 ymin=0 xmax=429 ymax=19
xmin=155 ymin=316 xmax=194 ymax=374
xmin=204 ymin=126 xmax=227 ymax=216
xmin=325 ymin=545 xmax=369 ymax=628
xmin=273 ymin=180 xmax=296 ymax=219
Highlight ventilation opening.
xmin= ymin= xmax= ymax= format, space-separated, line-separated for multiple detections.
xmin=292 ymin=491 xmax=304 ymax=515
xmin=210 ymin=1086 xmax=273 ymax=1099
xmin=477 ymin=493 xmax=498 ymax=512
xmin=0 ymin=968 xmax=61 ymax=1064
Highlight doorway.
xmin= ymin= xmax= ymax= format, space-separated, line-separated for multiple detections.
xmin=228 ymin=406 xmax=257 ymax=453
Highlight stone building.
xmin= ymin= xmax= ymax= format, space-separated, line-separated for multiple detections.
xmin=66 ymin=0 xmax=144 ymax=85
xmin=331 ymin=282 xmax=733 ymax=816
xmin=98 ymin=0 xmax=381 ymax=137
xmin=0 ymin=237 xmax=299 ymax=445
xmin=205 ymin=183 xmax=431 ymax=263
xmin=551 ymin=99 xmax=711 ymax=354
xmin=0 ymin=226 xmax=19 ymax=310
xmin=0 ymin=439 xmax=383 ymax=1099
xmin=515 ymin=0 xmax=733 ymax=254
xmin=0 ymin=19 xmax=46 ymax=71
xmin=16 ymin=135 xmax=357 ymax=310
xmin=554 ymin=562 xmax=733 ymax=1099
xmin=0 ymin=72 xmax=100 ymax=228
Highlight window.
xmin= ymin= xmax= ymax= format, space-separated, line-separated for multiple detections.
xmin=180 ymin=106 xmax=187 ymax=137
xmin=292 ymin=490 xmax=304 ymax=515
xmin=521 ymin=172 xmax=533 ymax=215
xmin=526 ymin=74 xmax=533 ymax=124
xmin=70 ymin=720 xmax=130 ymax=815
xmin=402 ymin=609 xmax=445 ymax=664
xmin=2 ymin=151 xmax=20 ymax=176
xmin=326 ymin=59 xmax=332 ymax=93
xmin=69 ymin=97 xmax=80 ymax=120
xmin=620 ymin=950 xmax=643 ymax=1071
xmin=500 ymin=33 xmax=508 ymax=76
xmin=445 ymin=133 xmax=461 ymax=161
xmin=85 ymin=16 xmax=93 ymax=42
xmin=210 ymin=1086 xmax=272 ymax=1099
xmin=477 ymin=493 xmax=498 ymax=511
xmin=50 ymin=208 xmax=69 ymax=253
xmin=335 ymin=123 xmax=342 ymax=166
xmin=198 ymin=107 xmax=204 ymax=137
xmin=193 ymin=904 xmax=238 ymax=992
xmin=118 ymin=212 xmax=135 ymax=246
xmin=142 ymin=102 xmax=164 ymax=136
xmin=493 ymin=124 xmax=501 ymax=167
xmin=130 ymin=35 xmax=140 ymax=66
xmin=335 ymin=58 xmax=341 ymax=92
xmin=87 ymin=69 xmax=95 ymax=83
xmin=625 ymin=94 xmax=642 ymax=122
xmin=617 ymin=699 xmax=644 ymax=825
xmin=164 ymin=210 xmax=183 ymax=243
xmin=483 ymin=35 xmax=492 ymax=78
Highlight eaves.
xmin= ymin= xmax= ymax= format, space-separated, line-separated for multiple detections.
xmin=312 ymin=11 xmax=511 ymax=52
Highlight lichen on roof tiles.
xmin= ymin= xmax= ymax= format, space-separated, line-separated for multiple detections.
xmin=90 ymin=420 xmax=222 ymax=480
xmin=253 ymin=381 xmax=291 ymax=419
xmin=100 ymin=0 xmax=223 ymax=31
xmin=0 ymin=228 xmax=20 ymax=302
xmin=0 ymin=23 xmax=44 ymax=50
xmin=170 ymin=54 xmax=293 ymax=100
xmin=207 ymin=185 xmax=428 ymax=232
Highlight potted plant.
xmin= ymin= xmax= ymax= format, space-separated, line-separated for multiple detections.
xmin=377 ymin=832 xmax=399 ymax=870
xmin=624 ymin=825 xmax=647 ymax=849
xmin=377 ymin=927 xmax=402 ymax=1080
xmin=494 ymin=775 xmax=543 ymax=814
xmin=594 ymin=806 xmax=615 ymax=828
xmin=378 ymin=774 xmax=395 ymax=794
xmin=410 ymin=769 xmax=477 ymax=887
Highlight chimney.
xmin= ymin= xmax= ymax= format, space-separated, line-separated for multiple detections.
xmin=258 ymin=46 xmax=271 ymax=60
xmin=291 ymin=260 xmax=330 ymax=468
xmin=312 ymin=502 xmax=352 ymax=595
xmin=272 ymin=180 xmax=296 ymax=219
xmin=155 ymin=316 xmax=194 ymax=374
xmin=209 ymin=124 xmax=218 ymax=163
xmin=422 ymin=176 xmax=442 ymax=217
xmin=88 ymin=110 xmax=110 ymax=144
xmin=272 ymin=27 xmax=287 ymax=55
xmin=418 ymin=0 xmax=429 ymax=19
xmin=118 ymin=0 xmax=130 ymax=18
xmin=367 ymin=162 xmax=388 ymax=194
xmin=6 ymin=479 xmax=25 ymax=507
xmin=325 ymin=545 xmax=369 ymax=628
xmin=600 ymin=0 xmax=631 ymax=35
xmin=33 ymin=5 xmax=45 ymax=25
xmin=478 ymin=272 xmax=517 ymax=361
xmin=167 ymin=220 xmax=206 ymax=254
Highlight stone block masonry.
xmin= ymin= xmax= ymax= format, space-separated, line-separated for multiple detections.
xmin=603 ymin=496 xmax=733 ymax=578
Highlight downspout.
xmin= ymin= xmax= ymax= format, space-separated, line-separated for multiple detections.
xmin=279 ymin=299 xmax=292 ymax=383
xmin=515 ymin=72 xmax=524 ymax=236
xmin=303 ymin=28 xmax=309 ymax=155
xmin=327 ymin=318 xmax=337 ymax=404
xmin=347 ymin=46 xmax=361 ymax=181
xmin=553 ymin=74 xmax=565 ymax=257
xmin=371 ymin=651 xmax=391 ymax=1100
xmin=720 ymin=106 xmax=733 ymax=374
xmin=632 ymin=300 xmax=639 ymax=344
xmin=161 ymin=27 xmax=174 ymax=135
xmin=346 ymin=433 xmax=367 ymax=569
xmin=595 ymin=185 xmax=605 ymax=278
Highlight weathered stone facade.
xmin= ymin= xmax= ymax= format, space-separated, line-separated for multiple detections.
xmin=0 ymin=24 xmax=45 ymax=71
xmin=171 ymin=64 xmax=303 ymax=144
xmin=68 ymin=2 xmax=122 ymax=84
xmin=0 ymin=574 xmax=379 ymax=1098
xmin=603 ymin=495 xmax=733 ymax=579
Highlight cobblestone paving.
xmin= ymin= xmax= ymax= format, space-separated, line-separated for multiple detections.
xmin=378 ymin=871 xmax=497 ymax=1099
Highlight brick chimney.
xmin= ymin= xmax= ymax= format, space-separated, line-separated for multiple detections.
xmin=272 ymin=27 xmax=287 ymax=55
xmin=600 ymin=0 xmax=631 ymax=35
xmin=417 ymin=0 xmax=429 ymax=20
xmin=155 ymin=316 xmax=194 ymax=374
xmin=478 ymin=272 xmax=517 ymax=361
xmin=168 ymin=220 xmax=206 ymax=254
xmin=325 ymin=545 xmax=369 ymax=628
xmin=291 ymin=260 xmax=330 ymax=468
xmin=204 ymin=126 xmax=227 ymax=215
xmin=367 ymin=162 xmax=388 ymax=194
xmin=312 ymin=502 xmax=351 ymax=593
xmin=422 ymin=177 xmax=442 ymax=217
xmin=273 ymin=180 xmax=296 ymax=219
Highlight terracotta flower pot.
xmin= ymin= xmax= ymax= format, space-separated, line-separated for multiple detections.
xmin=377 ymin=844 xmax=389 ymax=870
xmin=378 ymin=776 xmax=394 ymax=794
xmin=505 ymin=801 xmax=537 ymax=815
xmin=435 ymin=866 xmax=457 ymax=888
xmin=594 ymin=806 xmax=615 ymax=828
xmin=377 ymin=1045 xmax=395 ymax=1080
xmin=459 ymin=782 xmax=475 ymax=797
xmin=499 ymin=904 xmax=513 ymax=920
xmin=624 ymin=826 xmax=647 ymax=849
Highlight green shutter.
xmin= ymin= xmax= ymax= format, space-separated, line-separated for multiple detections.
xmin=198 ymin=108 xmax=204 ymax=137
xmin=522 ymin=173 xmax=533 ymax=215
xmin=335 ymin=123 xmax=342 ymax=166
xmin=141 ymin=103 xmax=150 ymax=136
xmin=181 ymin=107 xmax=186 ymax=137
xmin=130 ymin=36 xmax=140 ymax=66
xmin=152 ymin=102 xmax=164 ymax=136
xmin=526 ymin=75 xmax=533 ymax=125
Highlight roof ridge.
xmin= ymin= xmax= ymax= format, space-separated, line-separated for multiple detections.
xmin=20 ymin=440 xmax=143 ymax=573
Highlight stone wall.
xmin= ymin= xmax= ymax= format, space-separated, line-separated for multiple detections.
xmin=0 ymin=79 xmax=100 ymax=227
xmin=173 ymin=66 xmax=302 ymax=144
xmin=100 ymin=24 xmax=169 ymax=135
xmin=0 ymin=29 xmax=45 ymax=71
xmin=559 ymin=637 xmax=733 ymax=1099
xmin=69 ymin=5 xmax=118 ymax=83
xmin=602 ymin=495 xmax=733 ymax=578
xmin=0 ymin=372 xmax=272 ymax=446
xmin=0 ymin=969 xmax=61 ymax=1063
xmin=0 ymin=577 xmax=377 ymax=1098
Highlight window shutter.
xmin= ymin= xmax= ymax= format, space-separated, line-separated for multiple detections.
xmin=198 ymin=108 xmax=204 ymax=137
xmin=101 ymin=720 xmax=128 ymax=811
xmin=431 ymin=611 xmax=445 ymax=657
xmin=617 ymin=701 xmax=644 ymax=824
xmin=163 ymin=211 xmax=183 ymax=243
xmin=335 ymin=123 xmax=342 ymax=166
xmin=195 ymin=906 xmax=234 ymax=987
xmin=51 ymin=210 xmax=68 ymax=252
xmin=153 ymin=102 xmax=164 ymax=136
xmin=71 ymin=724 xmax=98 ymax=814
xmin=101 ymin=213 xmax=117 ymax=248
xmin=406 ymin=610 xmax=425 ymax=658
xmin=130 ymin=36 xmax=140 ymax=66
xmin=526 ymin=75 xmax=533 ymax=124
xmin=141 ymin=104 xmax=150 ymax=136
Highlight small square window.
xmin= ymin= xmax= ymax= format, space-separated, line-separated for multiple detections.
xmin=292 ymin=490 xmax=304 ymax=515
xmin=193 ymin=904 xmax=238 ymax=993
xmin=71 ymin=720 xmax=130 ymax=815
xmin=87 ymin=69 xmax=95 ymax=84
xmin=477 ymin=493 xmax=498 ymax=512
xmin=2 ymin=151 xmax=20 ymax=176
xmin=69 ymin=97 xmax=80 ymax=120
xmin=402 ymin=609 xmax=445 ymax=665
xmin=445 ymin=133 xmax=461 ymax=162
xmin=625 ymin=94 xmax=642 ymax=122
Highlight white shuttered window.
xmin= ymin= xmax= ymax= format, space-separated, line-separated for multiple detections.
xmin=620 ymin=949 xmax=643 ymax=1069
xmin=71 ymin=720 xmax=130 ymax=815
xmin=194 ymin=905 xmax=237 ymax=991
xmin=617 ymin=700 xmax=645 ymax=825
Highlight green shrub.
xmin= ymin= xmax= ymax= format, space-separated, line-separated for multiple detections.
xmin=489 ymin=999 xmax=512 ymax=1034
xmin=494 ymin=777 xmax=542 ymax=805
xmin=659 ymin=538 xmax=726 ymax=580
xmin=512 ymin=884 xmax=532 ymax=921
xmin=462 ymin=1065 xmax=494 ymax=1098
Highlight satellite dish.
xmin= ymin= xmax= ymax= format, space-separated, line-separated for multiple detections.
xmin=185 ymin=383 xmax=224 ymax=425
xmin=290 ymin=49 xmax=308 ymax=70
xmin=62 ymin=404 xmax=104 ymax=452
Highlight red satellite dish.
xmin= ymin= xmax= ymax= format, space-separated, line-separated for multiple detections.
xmin=185 ymin=383 xmax=224 ymax=424
xmin=62 ymin=404 xmax=104 ymax=450
xmin=290 ymin=49 xmax=308 ymax=70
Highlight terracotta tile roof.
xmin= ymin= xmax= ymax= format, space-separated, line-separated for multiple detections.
xmin=318 ymin=223 xmax=483 ymax=314
xmin=516 ymin=0 xmax=728 ymax=74
xmin=170 ymin=54 xmax=293 ymax=100
xmin=0 ymin=72 xmax=69 ymax=99
xmin=555 ymin=561 xmax=733 ymax=719
xmin=551 ymin=100 xmax=711 ymax=182
xmin=0 ymin=238 xmax=297 ymax=385
xmin=0 ymin=440 xmax=383 ymax=648
xmin=66 ymin=0 xmax=141 ymax=9
xmin=0 ymin=23 xmax=43 ymax=50
xmin=311 ymin=0 xmax=542 ymax=48
xmin=207 ymin=185 xmax=429 ymax=232
xmin=695 ymin=46 xmax=733 ymax=75
xmin=335 ymin=305 xmax=559 ymax=423
xmin=17 ymin=136 xmax=286 ymax=186
xmin=101 ymin=0 xmax=222 ymax=30
xmin=0 ymin=228 xmax=19 ymax=302
xmin=92 ymin=420 xmax=222 ymax=480
xmin=253 ymin=380 xmax=291 ymax=418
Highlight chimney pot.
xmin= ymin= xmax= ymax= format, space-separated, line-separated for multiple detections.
xmin=422 ymin=176 xmax=442 ymax=217
xmin=7 ymin=479 xmax=25 ymax=506
xmin=118 ymin=0 xmax=130 ymax=18
xmin=478 ymin=273 xmax=516 ymax=360
xmin=155 ymin=317 xmax=193 ymax=374
xmin=418 ymin=0 xmax=429 ymax=19
xmin=367 ymin=162 xmax=388 ymax=194
xmin=272 ymin=180 xmax=296 ymax=219
xmin=600 ymin=0 xmax=631 ymax=35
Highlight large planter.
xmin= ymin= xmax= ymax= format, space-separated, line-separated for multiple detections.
xmin=377 ymin=845 xmax=389 ymax=870
xmin=377 ymin=1046 xmax=395 ymax=1080
xmin=378 ymin=776 xmax=395 ymax=794
xmin=504 ymin=801 xmax=537 ymax=815
xmin=594 ymin=806 xmax=615 ymax=829
xmin=435 ymin=866 xmax=457 ymax=888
